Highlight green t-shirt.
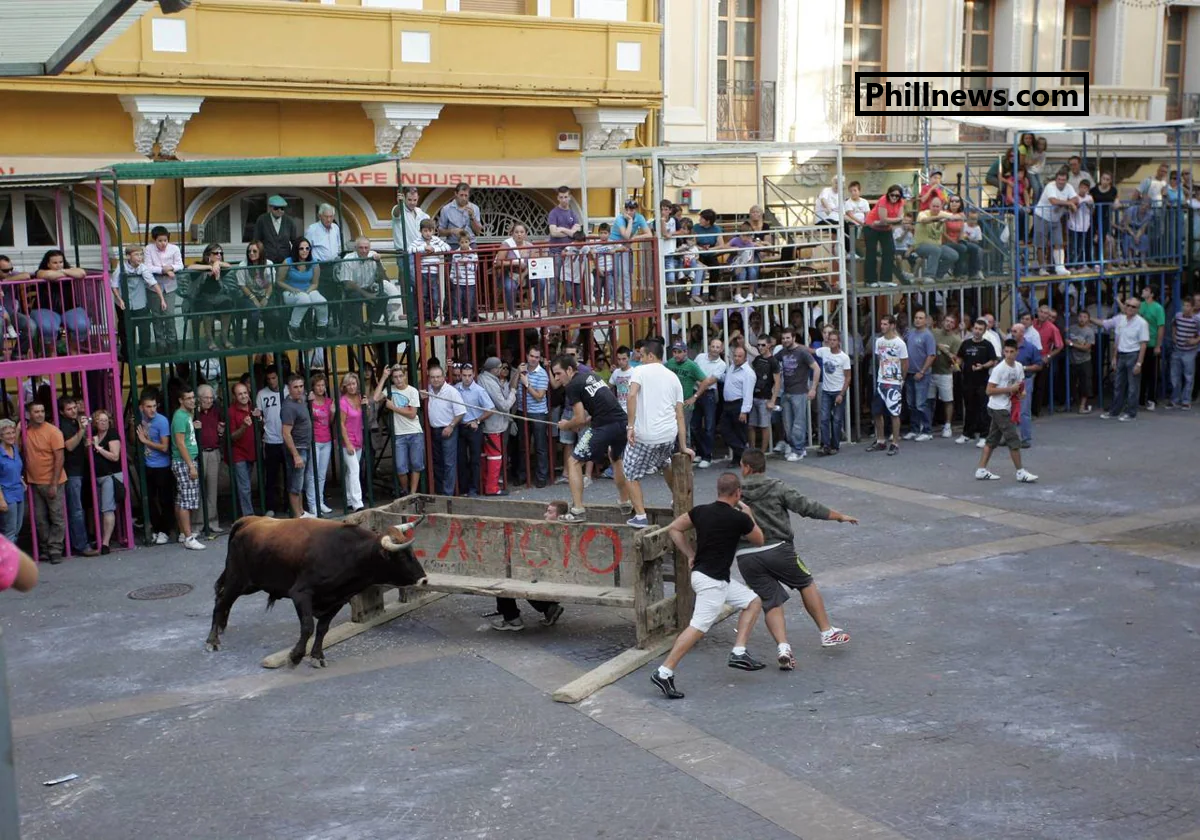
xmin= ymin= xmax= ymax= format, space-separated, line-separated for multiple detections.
xmin=666 ymin=357 xmax=707 ymax=400
xmin=1139 ymin=300 xmax=1165 ymax=348
xmin=931 ymin=328 xmax=963 ymax=375
xmin=913 ymin=211 xmax=946 ymax=249
xmin=171 ymin=409 xmax=198 ymax=462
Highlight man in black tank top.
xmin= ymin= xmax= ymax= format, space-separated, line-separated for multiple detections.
xmin=651 ymin=471 xmax=766 ymax=700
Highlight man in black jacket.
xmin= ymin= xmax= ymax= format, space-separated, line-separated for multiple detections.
xmin=737 ymin=448 xmax=857 ymax=670
xmin=253 ymin=195 xmax=299 ymax=264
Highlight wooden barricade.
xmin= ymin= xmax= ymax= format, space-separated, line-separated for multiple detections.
xmin=263 ymin=458 xmax=714 ymax=703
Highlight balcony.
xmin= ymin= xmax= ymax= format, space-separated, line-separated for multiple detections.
xmin=830 ymin=84 xmax=923 ymax=144
xmin=716 ymin=81 xmax=776 ymax=141
xmin=72 ymin=0 xmax=662 ymax=106
xmin=1066 ymin=85 xmax=1168 ymax=122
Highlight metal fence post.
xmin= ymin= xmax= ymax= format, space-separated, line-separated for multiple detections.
xmin=0 ymin=627 xmax=21 ymax=840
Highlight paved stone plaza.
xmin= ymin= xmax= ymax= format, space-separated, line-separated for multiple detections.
xmin=4 ymin=409 xmax=1199 ymax=840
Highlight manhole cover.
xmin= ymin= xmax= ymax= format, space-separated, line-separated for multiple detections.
xmin=128 ymin=583 xmax=194 ymax=601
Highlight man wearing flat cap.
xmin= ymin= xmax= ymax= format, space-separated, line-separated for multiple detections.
xmin=253 ymin=195 xmax=300 ymax=265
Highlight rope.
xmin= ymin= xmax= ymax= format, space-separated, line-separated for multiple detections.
xmin=404 ymin=384 xmax=564 ymax=428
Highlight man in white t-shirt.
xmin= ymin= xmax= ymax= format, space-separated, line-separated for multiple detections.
xmin=815 ymin=178 xmax=842 ymax=225
xmin=842 ymin=180 xmax=871 ymax=263
xmin=976 ymin=338 xmax=1038 ymax=482
xmin=815 ymin=329 xmax=852 ymax=456
xmin=623 ymin=339 xmax=693 ymax=528
xmin=1033 ymin=168 xmax=1078 ymax=276
xmin=378 ymin=364 xmax=423 ymax=496
xmin=866 ymin=315 xmax=908 ymax=455
xmin=255 ymin=366 xmax=285 ymax=516
xmin=609 ymin=346 xmax=635 ymax=411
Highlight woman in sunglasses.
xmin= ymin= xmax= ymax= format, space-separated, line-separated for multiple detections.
xmin=862 ymin=186 xmax=907 ymax=288
xmin=186 ymin=243 xmax=235 ymax=351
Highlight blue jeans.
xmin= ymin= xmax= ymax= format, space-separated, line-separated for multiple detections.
xmin=532 ymin=277 xmax=557 ymax=314
xmin=690 ymin=391 xmax=718 ymax=460
xmin=780 ymin=392 xmax=810 ymax=455
xmin=233 ymin=461 xmax=253 ymax=517
xmin=421 ymin=271 xmax=441 ymax=323
xmin=451 ymin=284 xmax=477 ymax=322
xmin=1 ymin=497 xmax=24 ymax=544
xmin=1170 ymin=349 xmax=1197 ymax=406
xmin=819 ymin=390 xmax=844 ymax=450
xmin=503 ymin=271 xmax=520 ymax=316
xmin=1111 ymin=352 xmax=1141 ymax=417
xmin=431 ymin=426 xmax=459 ymax=495
xmin=905 ymin=375 xmax=932 ymax=434
xmin=65 ymin=474 xmax=91 ymax=552
xmin=1019 ymin=376 xmax=1034 ymax=441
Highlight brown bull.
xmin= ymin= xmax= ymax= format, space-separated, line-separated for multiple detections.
xmin=205 ymin=516 xmax=427 ymax=666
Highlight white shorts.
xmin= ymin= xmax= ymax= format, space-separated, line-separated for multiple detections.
xmin=931 ymin=373 xmax=954 ymax=402
xmin=689 ymin=570 xmax=758 ymax=633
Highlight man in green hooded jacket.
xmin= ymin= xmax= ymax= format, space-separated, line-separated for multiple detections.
xmin=737 ymin=447 xmax=857 ymax=670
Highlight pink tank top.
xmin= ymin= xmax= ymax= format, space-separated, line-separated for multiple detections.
xmin=339 ymin=395 xmax=363 ymax=448
xmin=311 ymin=397 xmax=333 ymax=444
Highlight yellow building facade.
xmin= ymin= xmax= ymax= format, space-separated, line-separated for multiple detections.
xmin=0 ymin=0 xmax=661 ymax=265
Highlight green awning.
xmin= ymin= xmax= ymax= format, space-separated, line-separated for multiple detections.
xmin=106 ymin=154 xmax=395 ymax=181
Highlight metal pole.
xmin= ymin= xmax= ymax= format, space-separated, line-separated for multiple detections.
xmin=0 ymin=628 xmax=20 ymax=840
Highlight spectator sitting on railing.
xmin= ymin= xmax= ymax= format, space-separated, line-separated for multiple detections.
xmin=235 ymin=241 xmax=276 ymax=344
xmin=410 ymin=219 xmax=450 ymax=327
xmin=816 ymin=177 xmax=842 ymax=228
xmin=918 ymin=169 xmax=948 ymax=211
xmin=985 ymin=148 xmax=1015 ymax=191
xmin=117 ymin=244 xmax=167 ymax=357
xmin=676 ymin=218 xmax=704 ymax=306
xmin=891 ymin=216 xmax=916 ymax=285
xmin=31 ymin=250 xmax=91 ymax=353
xmin=277 ymin=238 xmax=329 ymax=342
xmin=144 ymin=227 xmax=182 ymax=354
xmin=337 ymin=236 xmax=388 ymax=335
xmin=0 ymin=255 xmax=32 ymax=347
xmin=693 ymin=209 xmax=725 ymax=295
xmin=914 ymin=197 xmax=959 ymax=284
xmin=1121 ymin=190 xmax=1153 ymax=268
xmin=186 ymin=244 xmax=236 ymax=351
xmin=943 ymin=196 xmax=984 ymax=281
xmin=728 ymin=222 xmax=759 ymax=304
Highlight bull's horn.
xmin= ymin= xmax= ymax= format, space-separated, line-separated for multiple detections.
xmin=381 ymin=534 xmax=407 ymax=552
xmin=399 ymin=515 xmax=427 ymax=536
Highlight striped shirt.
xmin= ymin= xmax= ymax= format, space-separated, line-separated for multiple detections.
xmin=1174 ymin=312 xmax=1200 ymax=350
xmin=518 ymin=365 xmax=549 ymax=415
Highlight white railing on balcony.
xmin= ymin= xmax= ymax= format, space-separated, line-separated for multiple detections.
xmin=1068 ymin=86 xmax=1169 ymax=122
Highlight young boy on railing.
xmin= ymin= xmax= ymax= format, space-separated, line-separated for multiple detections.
xmin=559 ymin=231 xmax=592 ymax=313
xmin=449 ymin=235 xmax=479 ymax=326
xmin=592 ymin=222 xmax=623 ymax=312
xmin=409 ymin=218 xmax=450 ymax=327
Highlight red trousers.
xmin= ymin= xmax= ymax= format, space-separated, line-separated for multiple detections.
xmin=482 ymin=432 xmax=504 ymax=495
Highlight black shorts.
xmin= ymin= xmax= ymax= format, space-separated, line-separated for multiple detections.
xmin=736 ymin=542 xmax=814 ymax=612
xmin=1071 ymin=361 xmax=1093 ymax=398
xmin=573 ymin=421 xmax=627 ymax=464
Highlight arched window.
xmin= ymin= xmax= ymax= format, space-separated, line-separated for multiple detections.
xmin=0 ymin=191 xmax=103 ymax=251
xmin=428 ymin=188 xmax=553 ymax=239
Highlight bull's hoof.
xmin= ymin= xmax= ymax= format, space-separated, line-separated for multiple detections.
xmin=205 ymin=640 xmax=219 ymax=652
xmin=306 ymin=656 xmax=327 ymax=669
xmin=287 ymin=653 xmax=304 ymax=667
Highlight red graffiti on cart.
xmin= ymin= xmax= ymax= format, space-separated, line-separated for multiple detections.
xmin=413 ymin=516 xmax=623 ymax=574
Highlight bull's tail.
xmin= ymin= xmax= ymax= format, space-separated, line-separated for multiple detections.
xmin=266 ymin=595 xmax=280 ymax=611
xmin=215 ymin=518 xmax=251 ymax=599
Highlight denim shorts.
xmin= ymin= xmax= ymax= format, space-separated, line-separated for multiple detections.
xmin=394 ymin=433 xmax=426 ymax=474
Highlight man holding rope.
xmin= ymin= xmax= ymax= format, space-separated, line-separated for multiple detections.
xmin=550 ymin=353 xmax=632 ymax=523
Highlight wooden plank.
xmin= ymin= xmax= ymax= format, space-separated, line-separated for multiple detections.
xmin=417 ymin=573 xmax=634 ymax=608
xmin=551 ymin=605 xmax=735 ymax=704
xmin=260 ymin=592 xmax=448 ymax=669
xmin=371 ymin=510 xmax=633 ymax=587
xmin=349 ymin=584 xmax=387 ymax=622
xmin=669 ymin=453 xmax=695 ymax=630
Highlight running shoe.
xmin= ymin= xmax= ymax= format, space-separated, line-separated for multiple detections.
xmin=490 ymin=617 xmax=524 ymax=631
xmin=777 ymin=649 xmax=796 ymax=670
xmin=1016 ymin=469 xmax=1039 ymax=483
xmin=727 ymin=651 xmax=766 ymax=671
xmin=975 ymin=468 xmax=1000 ymax=481
xmin=560 ymin=507 xmax=588 ymax=523
xmin=820 ymin=628 xmax=850 ymax=647
xmin=651 ymin=672 xmax=685 ymax=699
xmin=626 ymin=515 xmax=649 ymax=529
xmin=540 ymin=604 xmax=565 ymax=626
xmin=887 ymin=442 xmax=899 ymax=456
xmin=865 ymin=441 xmax=886 ymax=452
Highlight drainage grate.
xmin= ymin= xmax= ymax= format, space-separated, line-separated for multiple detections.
xmin=128 ymin=583 xmax=194 ymax=601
